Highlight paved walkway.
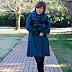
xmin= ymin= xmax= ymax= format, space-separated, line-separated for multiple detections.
xmin=0 ymin=34 xmax=63 ymax=72
xmin=0 ymin=27 xmax=71 ymax=32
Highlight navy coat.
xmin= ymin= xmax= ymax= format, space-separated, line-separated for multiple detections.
xmin=26 ymin=10 xmax=51 ymax=57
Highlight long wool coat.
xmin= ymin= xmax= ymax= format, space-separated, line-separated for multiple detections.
xmin=26 ymin=10 xmax=51 ymax=57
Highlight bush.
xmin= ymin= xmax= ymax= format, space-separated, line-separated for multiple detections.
xmin=51 ymin=20 xmax=71 ymax=28
xmin=0 ymin=13 xmax=71 ymax=27
xmin=0 ymin=14 xmax=16 ymax=27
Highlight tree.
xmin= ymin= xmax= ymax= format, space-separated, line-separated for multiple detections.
xmin=62 ymin=0 xmax=72 ymax=28
xmin=44 ymin=0 xmax=69 ymax=23
xmin=0 ymin=0 xmax=39 ymax=30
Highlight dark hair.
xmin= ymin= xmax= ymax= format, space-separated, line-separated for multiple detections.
xmin=35 ymin=1 xmax=46 ymax=11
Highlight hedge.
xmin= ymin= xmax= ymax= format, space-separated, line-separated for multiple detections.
xmin=0 ymin=13 xmax=71 ymax=27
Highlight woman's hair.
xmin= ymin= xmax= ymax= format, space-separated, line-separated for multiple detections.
xmin=35 ymin=1 xmax=46 ymax=11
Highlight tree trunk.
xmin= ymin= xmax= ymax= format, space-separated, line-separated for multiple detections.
xmin=16 ymin=14 xmax=20 ymax=30
xmin=71 ymin=14 xmax=72 ymax=37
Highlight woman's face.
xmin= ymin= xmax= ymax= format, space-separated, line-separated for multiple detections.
xmin=36 ymin=6 xmax=44 ymax=15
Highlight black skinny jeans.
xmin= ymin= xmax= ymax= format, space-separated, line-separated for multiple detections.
xmin=34 ymin=56 xmax=44 ymax=72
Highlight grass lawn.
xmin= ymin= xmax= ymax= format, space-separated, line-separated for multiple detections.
xmin=0 ymin=31 xmax=27 ymax=63
xmin=47 ymin=32 xmax=72 ymax=72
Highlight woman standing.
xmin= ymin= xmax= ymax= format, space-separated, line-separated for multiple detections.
xmin=26 ymin=1 xmax=51 ymax=72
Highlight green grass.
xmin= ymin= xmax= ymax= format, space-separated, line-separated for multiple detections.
xmin=47 ymin=33 xmax=72 ymax=72
xmin=0 ymin=33 xmax=26 ymax=62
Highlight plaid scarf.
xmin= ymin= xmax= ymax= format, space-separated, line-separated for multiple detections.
xmin=30 ymin=10 xmax=48 ymax=32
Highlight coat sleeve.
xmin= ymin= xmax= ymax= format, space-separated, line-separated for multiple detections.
xmin=40 ymin=16 xmax=51 ymax=34
xmin=26 ymin=14 xmax=39 ymax=35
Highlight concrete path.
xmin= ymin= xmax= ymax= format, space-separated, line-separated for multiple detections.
xmin=0 ymin=34 xmax=63 ymax=72
xmin=0 ymin=27 xmax=71 ymax=32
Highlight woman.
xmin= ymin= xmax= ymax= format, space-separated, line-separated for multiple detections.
xmin=26 ymin=1 xmax=51 ymax=72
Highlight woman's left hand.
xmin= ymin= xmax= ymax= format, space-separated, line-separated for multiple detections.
xmin=39 ymin=32 xmax=44 ymax=36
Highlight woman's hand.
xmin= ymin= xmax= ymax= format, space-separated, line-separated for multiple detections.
xmin=39 ymin=32 xmax=44 ymax=36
